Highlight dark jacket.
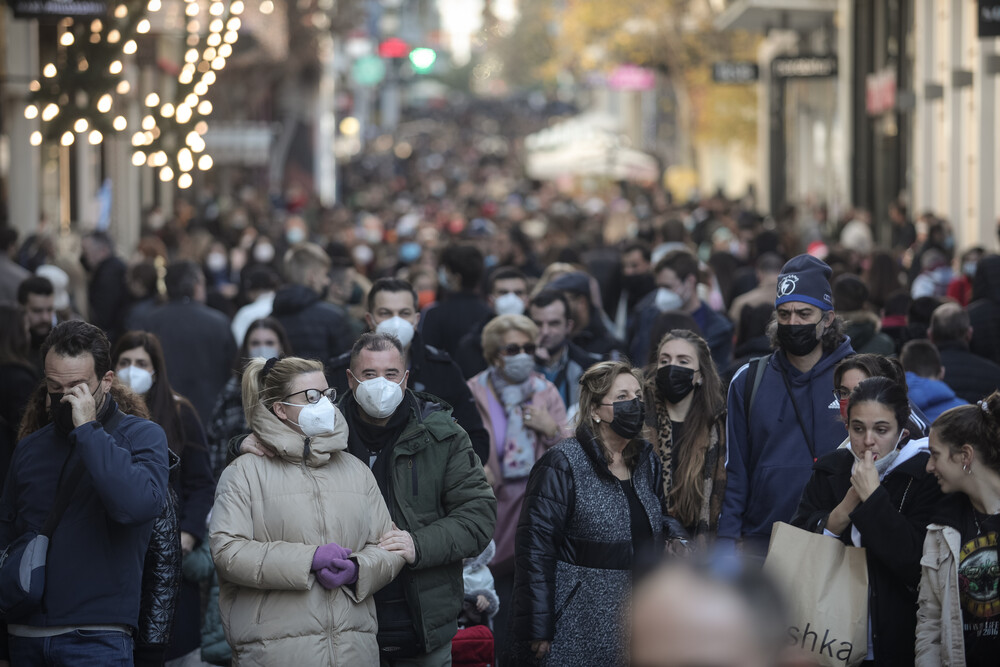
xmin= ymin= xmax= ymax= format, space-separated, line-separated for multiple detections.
xmin=205 ymin=375 xmax=245 ymax=480
xmin=135 ymin=450 xmax=182 ymax=667
xmin=720 ymin=338 xmax=855 ymax=553
xmin=0 ymin=363 xmax=39 ymax=487
xmin=327 ymin=334 xmax=491 ymax=466
xmin=721 ymin=335 xmax=771 ymax=389
xmin=143 ymin=300 xmax=237 ymax=423
xmin=537 ymin=343 xmax=603 ymax=410
xmin=0 ymin=399 xmax=170 ymax=630
xmin=271 ymin=284 xmax=353 ymax=363
xmin=88 ymin=255 xmax=130 ymax=344
xmin=936 ymin=340 xmax=1000 ymax=404
xmin=340 ymin=391 xmax=497 ymax=654
xmin=419 ymin=291 xmax=493 ymax=358
xmin=453 ymin=314 xmax=493 ymax=380
xmin=968 ymin=255 xmax=1000 ymax=365
xmin=572 ymin=311 xmax=625 ymax=359
xmin=843 ymin=311 xmax=896 ymax=356
xmin=511 ymin=432 xmax=667 ymax=666
xmin=791 ymin=447 xmax=944 ymax=666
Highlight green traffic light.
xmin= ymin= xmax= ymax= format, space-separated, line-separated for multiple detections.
xmin=408 ymin=47 xmax=437 ymax=72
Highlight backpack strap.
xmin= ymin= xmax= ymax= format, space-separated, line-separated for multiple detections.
xmin=743 ymin=354 xmax=770 ymax=472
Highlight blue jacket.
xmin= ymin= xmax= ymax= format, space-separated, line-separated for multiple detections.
xmin=719 ymin=338 xmax=854 ymax=553
xmin=628 ymin=297 xmax=733 ymax=369
xmin=905 ymin=372 xmax=967 ymax=423
xmin=0 ymin=401 xmax=169 ymax=629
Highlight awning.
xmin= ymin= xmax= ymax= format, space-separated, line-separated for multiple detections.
xmin=714 ymin=0 xmax=837 ymax=33
xmin=525 ymin=119 xmax=659 ymax=183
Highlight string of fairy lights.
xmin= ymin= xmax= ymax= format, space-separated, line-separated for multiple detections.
xmin=22 ymin=0 xmax=271 ymax=188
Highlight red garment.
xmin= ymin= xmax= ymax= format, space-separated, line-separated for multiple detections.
xmin=946 ymin=275 xmax=973 ymax=306
xmin=452 ymin=625 xmax=494 ymax=667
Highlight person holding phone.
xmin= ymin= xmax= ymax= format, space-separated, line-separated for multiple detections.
xmin=792 ymin=377 xmax=944 ymax=665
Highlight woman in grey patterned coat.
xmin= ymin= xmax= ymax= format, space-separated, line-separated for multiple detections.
xmin=512 ymin=360 xmax=683 ymax=666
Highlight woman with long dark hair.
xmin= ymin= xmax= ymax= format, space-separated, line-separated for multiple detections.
xmin=646 ymin=329 xmax=726 ymax=542
xmin=793 ymin=377 xmax=944 ymax=665
xmin=112 ymin=330 xmax=215 ymax=665
xmin=206 ymin=317 xmax=292 ymax=478
xmin=0 ymin=305 xmax=39 ymax=480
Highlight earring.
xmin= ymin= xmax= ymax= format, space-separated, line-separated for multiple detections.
xmin=964 ymin=463 xmax=974 ymax=475
xmin=594 ymin=417 xmax=601 ymax=423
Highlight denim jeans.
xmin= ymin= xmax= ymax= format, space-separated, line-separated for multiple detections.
xmin=9 ymin=629 xmax=134 ymax=666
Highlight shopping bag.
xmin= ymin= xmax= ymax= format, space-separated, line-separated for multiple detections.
xmin=762 ymin=522 xmax=869 ymax=667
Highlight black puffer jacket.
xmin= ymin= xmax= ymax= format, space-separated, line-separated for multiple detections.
xmin=968 ymin=254 xmax=1000 ymax=365
xmin=134 ymin=450 xmax=182 ymax=667
xmin=271 ymin=284 xmax=354 ymax=362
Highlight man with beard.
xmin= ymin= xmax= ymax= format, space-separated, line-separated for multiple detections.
xmin=720 ymin=254 xmax=855 ymax=560
xmin=528 ymin=290 xmax=601 ymax=418
xmin=18 ymin=275 xmax=56 ymax=371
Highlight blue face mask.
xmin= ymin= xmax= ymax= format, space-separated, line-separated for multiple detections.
xmin=249 ymin=345 xmax=280 ymax=360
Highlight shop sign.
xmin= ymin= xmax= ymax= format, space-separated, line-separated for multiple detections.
xmin=865 ymin=68 xmax=896 ymax=115
xmin=712 ymin=62 xmax=759 ymax=84
xmin=11 ymin=0 xmax=106 ymax=17
xmin=980 ymin=0 xmax=1000 ymax=37
xmin=772 ymin=55 xmax=838 ymax=79
xmin=607 ymin=65 xmax=656 ymax=91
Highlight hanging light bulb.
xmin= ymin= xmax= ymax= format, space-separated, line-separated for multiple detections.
xmin=154 ymin=151 xmax=168 ymax=167
xmin=117 ymin=80 xmax=130 ymax=94
xmin=97 ymin=94 xmax=113 ymax=113
xmin=137 ymin=19 xmax=151 ymax=33
xmin=88 ymin=130 xmax=103 ymax=145
xmin=42 ymin=104 xmax=59 ymax=121
xmin=179 ymin=70 xmax=194 ymax=85
xmin=77 ymin=58 xmax=89 ymax=72
xmin=24 ymin=105 xmax=38 ymax=120
xmin=141 ymin=115 xmax=155 ymax=130
xmin=107 ymin=29 xmax=121 ymax=44
xmin=202 ymin=71 xmax=216 ymax=86
xmin=59 ymin=32 xmax=75 ymax=46
xmin=209 ymin=2 xmax=223 ymax=15
xmin=29 ymin=80 xmax=40 ymax=92
xmin=184 ymin=93 xmax=198 ymax=107
xmin=197 ymin=154 xmax=213 ymax=170
xmin=90 ymin=32 xmax=101 ymax=44
xmin=185 ymin=4 xmax=198 ymax=16
xmin=178 ymin=173 xmax=193 ymax=189
xmin=209 ymin=18 xmax=223 ymax=32
xmin=160 ymin=103 xmax=175 ymax=118
xmin=230 ymin=0 xmax=244 ymax=15
xmin=74 ymin=118 xmax=89 ymax=133
xmin=178 ymin=148 xmax=194 ymax=172
xmin=222 ymin=32 xmax=236 ymax=46
xmin=159 ymin=166 xmax=174 ymax=182
xmin=145 ymin=93 xmax=160 ymax=107
xmin=261 ymin=0 xmax=274 ymax=14
xmin=194 ymin=121 xmax=208 ymax=135
xmin=187 ymin=20 xmax=200 ymax=32
xmin=114 ymin=4 xmax=128 ymax=18
xmin=203 ymin=47 xmax=217 ymax=61
xmin=197 ymin=100 xmax=212 ymax=115
xmin=113 ymin=116 xmax=127 ymax=131
xmin=90 ymin=19 xmax=102 ymax=32
xmin=219 ymin=44 xmax=233 ymax=58
xmin=132 ymin=151 xmax=146 ymax=166
xmin=176 ymin=105 xmax=193 ymax=124
xmin=43 ymin=63 xmax=57 ymax=78
xmin=109 ymin=60 xmax=123 ymax=74
xmin=226 ymin=17 xmax=241 ymax=31
xmin=193 ymin=81 xmax=208 ymax=96
xmin=211 ymin=57 xmax=225 ymax=70
xmin=123 ymin=40 xmax=137 ymax=55
xmin=30 ymin=132 xmax=43 ymax=146
xmin=207 ymin=32 xmax=221 ymax=47
xmin=132 ymin=132 xmax=145 ymax=146
xmin=185 ymin=48 xmax=199 ymax=63
xmin=147 ymin=0 xmax=161 ymax=10
xmin=60 ymin=131 xmax=75 ymax=146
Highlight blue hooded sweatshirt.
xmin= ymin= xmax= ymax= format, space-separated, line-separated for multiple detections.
xmin=719 ymin=338 xmax=854 ymax=554
xmin=905 ymin=372 xmax=967 ymax=423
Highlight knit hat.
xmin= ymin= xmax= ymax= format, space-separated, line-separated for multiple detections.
xmin=775 ymin=254 xmax=834 ymax=311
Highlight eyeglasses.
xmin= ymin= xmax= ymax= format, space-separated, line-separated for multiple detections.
xmin=833 ymin=387 xmax=851 ymax=401
xmin=282 ymin=387 xmax=337 ymax=404
xmin=502 ymin=343 xmax=537 ymax=356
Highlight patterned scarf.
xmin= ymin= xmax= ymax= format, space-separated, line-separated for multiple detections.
xmin=486 ymin=369 xmax=545 ymax=480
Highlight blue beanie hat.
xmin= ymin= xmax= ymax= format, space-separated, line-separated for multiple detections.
xmin=774 ymin=254 xmax=834 ymax=311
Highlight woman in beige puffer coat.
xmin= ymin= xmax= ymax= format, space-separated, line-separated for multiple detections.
xmin=210 ymin=357 xmax=404 ymax=666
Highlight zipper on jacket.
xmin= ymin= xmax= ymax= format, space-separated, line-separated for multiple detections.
xmin=555 ymin=581 xmax=582 ymax=623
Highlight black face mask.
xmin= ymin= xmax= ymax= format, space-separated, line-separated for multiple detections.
xmin=777 ymin=322 xmax=822 ymax=357
xmin=656 ymin=365 xmax=696 ymax=403
xmin=48 ymin=393 xmax=78 ymax=437
xmin=607 ymin=397 xmax=645 ymax=440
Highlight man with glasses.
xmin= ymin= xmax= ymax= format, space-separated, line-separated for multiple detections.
xmin=341 ymin=332 xmax=495 ymax=666
xmin=0 ymin=321 xmax=169 ymax=664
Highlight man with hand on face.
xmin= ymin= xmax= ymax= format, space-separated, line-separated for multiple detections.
xmin=720 ymin=254 xmax=854 ymax=560
xmin=342 ymin=333 xmax=495 ymax=666
xmin=327 ymin=278 xmax=491 ymax=465
xmin=528 ymin=290 xmax=601 ymax=419
xmin=453 ymin=267 xmax=530 ymax=380
xmin=0 ymin=321 xmax=169 ymax=664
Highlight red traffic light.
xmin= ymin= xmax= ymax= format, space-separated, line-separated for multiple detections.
xmin=378 ymin=37 xmax=410 ymax=59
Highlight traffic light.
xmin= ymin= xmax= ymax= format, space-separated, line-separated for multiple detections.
xmin=408 ymin=47 xmax=436 ymax=74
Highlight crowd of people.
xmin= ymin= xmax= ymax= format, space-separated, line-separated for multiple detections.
xmin=0 ymin=103 xmax=999 ymax=666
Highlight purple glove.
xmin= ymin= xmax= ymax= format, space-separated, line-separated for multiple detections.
xmin=315 ymin=557 xmax=359 ymax=589
xmin=312 ymin=543 xmax=352 ymax=572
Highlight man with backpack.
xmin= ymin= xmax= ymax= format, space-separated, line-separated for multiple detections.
xmin=719 ymin=255 xmax=855 ymax=559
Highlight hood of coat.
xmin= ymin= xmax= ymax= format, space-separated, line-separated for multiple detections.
xmin=271 ymin=284 xmax=321 ymax=315
xmin=250 ymin=399 xmax=348 ymax=466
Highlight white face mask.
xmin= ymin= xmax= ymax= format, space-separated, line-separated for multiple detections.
xmin=376 ymin=316 xmax=415 ymax=348
xmin=494 ymin=292 xmax=526 ymax=316
xmin=655 ymin=287 xmax=683 ymax=312
xmin=354 ymin=374 xmax=406 ymax=419
xmin=501 ymin=353 xmax=535 ymax=384
xmin=253 ymin=243 xmax=275 ymax=264
xmin=281 ymin=396 xmax=338 ymax=437
xmin=118 ymin=366 xmax=154 ymax=395
xmin=249 ymin=345 xmax=280 ymax=360
xmin=206 ymin=252 xmax=227 ymax=272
